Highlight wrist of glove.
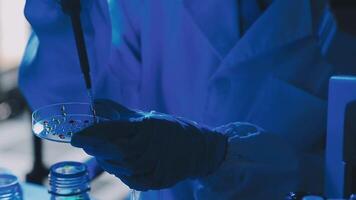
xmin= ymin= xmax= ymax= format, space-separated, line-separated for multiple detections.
xmin=71 ymin=99 xmax=228 ymax=190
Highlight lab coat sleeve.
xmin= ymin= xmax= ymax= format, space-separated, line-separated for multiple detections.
xmin=193 ymin=122 xmax=301 ymax=200
xmin=19 ymin=0 xmax=111 ymax=110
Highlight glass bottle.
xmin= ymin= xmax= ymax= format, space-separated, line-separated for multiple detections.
xmin=49 ymin=161 xmax=91 ymax=200
xmin=0 ymin=174 xmax=23 ymax=200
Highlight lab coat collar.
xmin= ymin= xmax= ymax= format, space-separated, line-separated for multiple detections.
xmin=182 ymin=0 xmax=313 ymax=64
xmin=182 ymin=0 xmax=241 ymax=59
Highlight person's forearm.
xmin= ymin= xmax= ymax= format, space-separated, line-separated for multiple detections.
xmin=193 ymin=122 xmax=299 ymax=200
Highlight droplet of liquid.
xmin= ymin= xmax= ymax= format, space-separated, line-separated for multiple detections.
xmin=58 ymin=134 xmax=65 ymax=139
xmin=52 ymin=118 xmax=61 ymax=125
xmin=44 ymin=128 xmax=49 ymax=133
xmin=61 ymin=105 xmax=67 ymax=117
xmin=45 ymin=125 xmax=53 ymax=132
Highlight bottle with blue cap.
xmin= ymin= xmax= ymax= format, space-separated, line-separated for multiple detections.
xmin=0 ymin=173 xmax=23 ymax=200
xmin=49 ymin=161 xmax=91 ymax=200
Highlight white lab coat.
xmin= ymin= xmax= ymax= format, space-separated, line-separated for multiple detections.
xmin=20 ymin=0 xmax=340 ymax=199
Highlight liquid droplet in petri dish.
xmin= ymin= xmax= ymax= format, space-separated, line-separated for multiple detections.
xmin=61 ymin=105 xmax=67 ymax=117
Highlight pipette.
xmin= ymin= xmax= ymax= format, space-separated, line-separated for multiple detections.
xmin=59 ymin=0 xmax=96 ymax=118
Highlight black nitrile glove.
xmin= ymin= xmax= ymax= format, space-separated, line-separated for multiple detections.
xmin=71 ymin=99 xmax=228 ymax=191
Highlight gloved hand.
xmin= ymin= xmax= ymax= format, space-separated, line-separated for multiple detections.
xmin=71 ymin=99 xmax=228 ymax=190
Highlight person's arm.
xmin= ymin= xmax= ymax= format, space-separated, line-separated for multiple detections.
xmin=193 ymin=122 xmax=300 ymax=200
xmin=70 ymin=99 xmax=301 ymax=199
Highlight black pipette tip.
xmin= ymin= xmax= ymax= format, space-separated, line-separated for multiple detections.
xmin=59 ymin=0 xmax=81 ymax=15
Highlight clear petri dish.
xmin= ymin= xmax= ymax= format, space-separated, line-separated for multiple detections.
xmin=32 ymin=103 xmax=109 ymax=143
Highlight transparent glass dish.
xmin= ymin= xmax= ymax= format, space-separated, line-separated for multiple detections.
xmin=32 ymin=103 xmax=109 ymax=143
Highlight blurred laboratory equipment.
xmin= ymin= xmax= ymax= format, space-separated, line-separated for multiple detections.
xmin=49 ymin=161 xmax=91 ymax=199
xmin=0 ymin=174 xmax=23 ymax=200
xmin=325 ymin=76 xmax=356 ymax=199
xmin=0 ymin=0 xmax=29 ymax=122
xmin=0 ymin=88 xmax=27 ymax=122
xmin=0 ymin=50 xmax=27 ymax=123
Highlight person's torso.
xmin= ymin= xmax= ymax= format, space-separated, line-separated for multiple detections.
xmin=114 ymin=0 xmax=332 ymax=150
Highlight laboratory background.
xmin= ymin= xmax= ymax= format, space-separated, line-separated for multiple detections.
xmin=0 ymin=0 xmax=355 ymax=200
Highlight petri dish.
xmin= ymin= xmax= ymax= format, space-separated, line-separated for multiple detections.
xmin=32 ymin=103 xmax=109 ymax=143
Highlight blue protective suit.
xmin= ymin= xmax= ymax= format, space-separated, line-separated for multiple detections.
xmin=20 ymin=0 xmax=347 ymax=199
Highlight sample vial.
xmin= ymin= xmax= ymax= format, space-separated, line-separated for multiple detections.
xmin=0 ymin=174 xmax=23 ymax=200
xmin=49 ymin=161 xmax=91 ymax=200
